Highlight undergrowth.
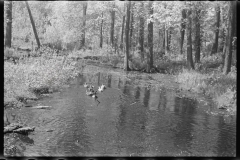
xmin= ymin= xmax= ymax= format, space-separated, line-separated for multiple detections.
xmin=5 ymin=45 xmax=236 ymax=114
xmin=4 ymin=48 xmax=86 ymax=107
xmin=176 ymin=65 xmax=236 ymax=113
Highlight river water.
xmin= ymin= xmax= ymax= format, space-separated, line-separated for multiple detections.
xmin=6 ymin=65 xmax=236 ymax=156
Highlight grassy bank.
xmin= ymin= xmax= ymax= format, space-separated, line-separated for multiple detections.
xmin=62 ymin=47 xmax=237 ymax=113
xmin=63 ymin=48 xmax=237 ymax=114
xmin=5 ymin=46 xmax=236 ymax=114
xmin=175 ymin=54 xmax=236 ymax=113
xmin=4 ymin=48 xmax=86 ymax=108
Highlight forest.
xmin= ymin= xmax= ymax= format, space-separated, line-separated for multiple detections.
xmin=3 ymin=1 xmax=237 ymax=156
xmin=4 ymin=1 xmax=236 ymax=109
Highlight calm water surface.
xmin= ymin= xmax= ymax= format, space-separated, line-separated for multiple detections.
xmin=10 ymin=65 xmax=236 ymax=156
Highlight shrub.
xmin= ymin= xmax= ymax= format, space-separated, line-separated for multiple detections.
xmin=4 ymin=52 xmax=85 ymax=106
xmin=4 ymin=48 xmax=21 ymax=60
xmin=109 ymin=55 xmax=122 ymax=67
xmin=176 ymin=69 xmax=208 ymax=93
xmin=215 ymin=87 xmax=236 ymax=111
xmin=201 ymin=53 xmax=223 ymax=64
xmin=176 ymin=67 xmax=236 ymax=112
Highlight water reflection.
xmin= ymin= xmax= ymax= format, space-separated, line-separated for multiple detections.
xmin=97 ymin=72 xmax=100 ymax=86
xmin=157 ymin=89 xmax=167 ymax=111
xmin=216 ymin=116 xmax=236 ymax=156
xmin=173 ymin=97 xmax=197 ymax=155
xmin=22 ymin=66 xmax=236 ymax=156
xmin=122 ymin=80 xmax=130 ymax=95
xmin=143 ymin=87 xmax=150 ymax=108
xmin=117 ymin=78 xmax=122 ymax=89
xmin=134 ymin=87 xmax=141 ymax=100
xmin=18 ymin=134 xmax=34 ymax=145
xmin=77 ymin=74 xmax=85 ymax=85
xmin=107 ymin=74 xmax=112 ymax=88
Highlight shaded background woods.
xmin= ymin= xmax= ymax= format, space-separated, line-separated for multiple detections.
xmin=4 ymin=1 xmax=236 ymax=73
xmin=3 ymin=2 xmax=237 ymax=156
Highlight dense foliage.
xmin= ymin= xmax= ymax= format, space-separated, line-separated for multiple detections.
xmin=4 ymin=1 xmax=230 ymax=53
xmin=4 ymin=1 xmax=236 ymax=111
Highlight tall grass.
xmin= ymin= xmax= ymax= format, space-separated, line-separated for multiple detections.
xmin=176 ymin=65 xmax=236 ymax=112
xmin=176 ymin=69 xmax=208 ymax=93
xmin=4 ymin=49 xmax=85 ymax=107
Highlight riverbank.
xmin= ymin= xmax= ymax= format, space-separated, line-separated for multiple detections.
xmin=72 ymin=48 xmax=236 ymax=114
xmin=4 ymin=63 xmax=236 ymax=156
xmin=4 ymin=49 xmax=86 ymax=155
xmin=4 ymin=54 xmax=85 ymax=107
xmin=4 ymin=48 xmax=236 ymax=156
xmin=4 ymin=48 xmax=236 ymax=116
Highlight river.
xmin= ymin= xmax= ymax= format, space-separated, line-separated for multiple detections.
xmin=5 ymin=65 xmax=236 ymax=156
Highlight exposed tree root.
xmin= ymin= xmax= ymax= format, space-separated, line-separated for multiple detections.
xmin=4 ymin=123 xmax=35 ymax=134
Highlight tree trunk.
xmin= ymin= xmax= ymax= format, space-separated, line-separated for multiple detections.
xmin=114 ymin=27 xmax=120 ymax=54
xmin=223 ymin=1 xmax=236 ymax=74
xmin=81 ymin=2 xmax=87 ymax=49
xmin=25 ymin=1 xmax=41 ymax=49
xmin=110 ymin=2 xmax=115 ymax=47
xmin=165 ymin=26 xmax=169 ymax=54
xmin=100 ymin=12 xmax=104 ymax=48
xmin=219 ymin=28 xmax=226 ymax=53
xmin=158 ymin=29 xmax=161 ymax=51
xmin=129 ymin=2 xmax=134 ymax=49
xmin=124 ymin=1 xmax=131 ymax=71
xmin=162 ymin=26 xmax=165 ymax=53
xmin=5 ymin=1 xmax=12 ymax=48
xmin=138 ymin=2 xmax=144 ymax=61
xmin=195 ymin=9 xmax=201 ymax=63
xmin=120 ymin=3 xmax=126 ymax=51
xmin=180 ymin=9 xmax=187 ymax=54
xmin=211 ymin=5 xmax=220 ymax=55
xmin=168 ymin=29 xmax=172 ymax=51
xmin=186 ymin=9 xmax=194 ymax=70
xmin=147 ymin=1 xmax=153 ymax=73
xmin=222 ymin=27 xmax=227 ymax=64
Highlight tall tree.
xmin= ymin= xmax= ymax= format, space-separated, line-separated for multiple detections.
xmin=81 ymin=1 xmax=87 ymax=48
xmin=164 ymin=25 xmax=169 ymax=53
xmin=124 ymin=1 xmax=131 ymax=71
xmin=120 ymin=2 xmax=126 ymax=51
xmin=147 ymin=1 xmax=153 ymax=73
xmin=163 ymin=3 xmax=169 ymax=55
xmin=158 ymin=29 xmax=161 ymax=51
xmin=219 ymin=28 xmax=226 ymax=53
xmin=129 ymin=2 xmax=134 ymax=49
xmin=194 ymin=8 xmax=201 ymax=63
xmin=25 ymin=1 xmax=41 ymax=49
xmin=100 ymin=12 xmax=104 ymax=48
xmin=162 ymin=26 xmax=165 ymax=53
xmin=211 ymin=5 xmax=220 ymax=55
xmin=180 ymin=9 xmax=187 ymax=54
xmin=186 ymin=8 xmax=194 ymax=69
xmin=164 ymin=25 xmax=169 ymax=54
xmin=110 ymin=2 xmax=115 ymax=47
xmin=168 ymin=29 xmax=172 ymax=51
xmin=223 ymin=1 xmax=236 ymax=74
xmin=5 ymin=1 xmax=12 ymax=48
xmin=138 ymin=2 xmax=145 ymax=60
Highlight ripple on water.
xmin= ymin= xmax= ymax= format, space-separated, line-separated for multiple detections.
xmin=17 ymin=65 xmax=236 ymax=156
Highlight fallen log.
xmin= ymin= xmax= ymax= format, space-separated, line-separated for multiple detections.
xmin=4 ymin=123 xmax=23 ymax=133
xmin=13 ymin=126 xmax=35 ymax=134
xmin=46 ymin=129 xmax=54 ymax=132
xmin=130 ymin=102 xmax=136 ymax=105
xmin=32 ymin=106 xmax=52 ymax=109
xmin=4 ymin=123 xmax=35 ymax=134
